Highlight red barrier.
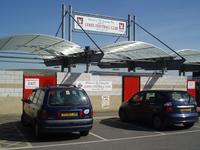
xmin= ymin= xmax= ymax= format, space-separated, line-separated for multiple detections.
xmin=122 ymin=76 xmax=140 ymax=102
xmin=23 ymin=75 xmax=57 ymax=99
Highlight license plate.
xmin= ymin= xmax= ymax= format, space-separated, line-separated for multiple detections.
xmin=61 ymin=112 xmax=78 ymax=117
xmin=180 ymin=108 xmax=191 ymax=112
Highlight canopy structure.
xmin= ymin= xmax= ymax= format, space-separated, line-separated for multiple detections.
xmin=176 ymin=49 xmax=200 ymax=65
xmin=0 ymin=34 xmax=83 ymax=59
xmin=0 ymin=34 xmax=104 ymax=67
xmin=98 ymin=41 xmax=185 ymax=71
xmin=1 ymin=34 xmax=200 ymax=73
xmin=101 ymin=41 xmax=172 ymax=62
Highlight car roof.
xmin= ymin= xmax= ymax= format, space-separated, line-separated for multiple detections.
xmin=141 ymin=90 xmax=187 ymax=93
xmin=35 ymin=85 xmax=80 ymax=90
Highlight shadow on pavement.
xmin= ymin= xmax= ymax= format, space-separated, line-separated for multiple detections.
xmin=100 ymin=117 xmax=190 ymax=132
xmin=0 ymin=121 xmax=81 ymax=143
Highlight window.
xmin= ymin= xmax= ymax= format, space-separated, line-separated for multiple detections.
xmin=132 ymin=92 xmax=144 ymax=101
xmin=48 ymin=89 xmax=89 ymax=106
xmin=37 ymin=90 xmax=45 ymax=107
xmin=146 ymin=92 xmax=156 ymax=101
xmin=29 ymin=90 xmax=36 ymax=101
xmin=167 ymin=91 xmax=191 ymax=102
xmin=32 ymin=90 xmax=40 ymax=104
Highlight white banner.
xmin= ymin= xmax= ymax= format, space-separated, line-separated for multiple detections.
xmin=25 ymin=78 xmax=39 ymax=89
xmin=74 ymin=15 xmax=126 ymax=35
xmin=76 ymin=81 xmax=112 ymax=91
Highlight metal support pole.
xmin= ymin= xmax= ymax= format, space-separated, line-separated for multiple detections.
xmin=183 ymin=71 xmax=185 ymax=76
xmin=128 ymin=14 xmax=132 ymax=41
xmin=68 ymin=65 xmax=71 ymax=72
xmin=85 ymin=46 xmax=90 ymax=73
xmin=86 ymin=64 xmax=90 ymax=73
xmin=68 ymin=5 xmax=72 ymax=42
xmin=61 ymin=3 xmax=66 ymax=72
xmin=133 ymin=15 xmax=136 ymax=41
xmin=179 ymin=70 xmax=181 ymax=76
xmin=67 ymin=5 xmax=72 ymax=72
xmin=61 ymin=4 xmax=66 ymax=39
xmin=61 ymin=65 xmax=64 ymax=72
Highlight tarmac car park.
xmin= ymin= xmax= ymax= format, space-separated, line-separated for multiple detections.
xmin=0 ymin=112 xmax=200 ymax=150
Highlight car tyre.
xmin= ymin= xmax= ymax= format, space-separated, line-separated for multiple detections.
xmin=34 ymin=122 xmax=42 ymax=138
xmin=21 ymin=113 xmax=29 ymax=126
xmin=119 ymin=109 xmax=129 ymax=122
xmin=183 ymin=122 xmax=194 ymax=129
xmin=153 ymin=115 xmax=165 ymax=131
xmin=80 ymin=130 xmax=89 ymax=136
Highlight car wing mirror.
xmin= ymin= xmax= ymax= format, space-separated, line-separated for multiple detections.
xmin=21 ymin=98 xmax=32 ymax=104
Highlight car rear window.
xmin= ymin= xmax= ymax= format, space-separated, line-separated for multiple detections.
xmin=48 ymin=88 xmax=90 ymax=106
xmin=166 ymin=91 xmax=192 ymax=102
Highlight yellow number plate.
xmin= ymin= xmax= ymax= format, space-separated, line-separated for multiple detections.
xmin=180 ymin=108 xmax=191 ymax=112
xmin=61 ymin=112 xmax=78 ymax=117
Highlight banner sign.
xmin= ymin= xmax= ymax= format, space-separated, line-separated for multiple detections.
xmin=76 ymin=81 xmax=112 ymax=91
xmin=74 ymin=14 xmax=126 ymax=35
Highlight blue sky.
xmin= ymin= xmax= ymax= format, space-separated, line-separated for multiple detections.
xmin=0 ymin=0 xmax=200 ymax=70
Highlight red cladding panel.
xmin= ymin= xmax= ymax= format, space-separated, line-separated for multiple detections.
xmin=23 ymin=75 xmax=57 ymax=99
xmin=187 ymin=80 xmax=196 ymax=98
xmin=123 ymin=76 xmax=140 ymax=102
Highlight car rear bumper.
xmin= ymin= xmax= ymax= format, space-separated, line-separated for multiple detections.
xmin=38 ymin=118 xmax=93 ymax=133
xmin=165 ymin=113 xmax=199 ymax=125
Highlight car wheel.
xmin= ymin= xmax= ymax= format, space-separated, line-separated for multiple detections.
xmin=34 ymin=122 xmax=42 ymax=138
xmin=183 ymin=122 xmax=194 ymax=129
xmin=80 ymin=130 xmax=89 ymax=136
xmin=21 ymin=113 xmax=29 ymax=126
xmin=153 ymin=115 xmax=165 ymax=131
xmin=119 ymin=109 xmax=129 ymax=122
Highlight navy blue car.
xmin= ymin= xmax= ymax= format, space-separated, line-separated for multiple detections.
xmin=21 ymin=85 xmax=93 ymax=137
xmin=119 ymin=90 xmax=199 ymax=130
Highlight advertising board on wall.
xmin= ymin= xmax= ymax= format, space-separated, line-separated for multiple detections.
xmin=74 ymin=14 xmax=127 ymax=35
xmin=76 ymin=81 xmax=112 ymax=91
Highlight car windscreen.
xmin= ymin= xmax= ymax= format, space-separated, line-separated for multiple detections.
xmin=48 ymin=88 xmax=90 ymax=106
xmin=166 ymin=91 xmax=193 ymax=102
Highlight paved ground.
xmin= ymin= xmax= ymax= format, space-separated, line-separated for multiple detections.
xmin=0 ymin=112 xmax=200 ymax=150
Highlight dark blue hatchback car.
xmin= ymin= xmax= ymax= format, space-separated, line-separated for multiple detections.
xmin=119 ymin=90 xmax=199 ymax=130
xmin=21 ymin=85 xmax=93 ymax=137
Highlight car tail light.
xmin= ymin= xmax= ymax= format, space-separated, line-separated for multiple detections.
xmin=38 ymin=110 xmax=49 ymax=119
xmin=79 ymin=111 xmax=84 ymax=117
xmin=89 ymin=110 xmax=93 ymax=117
xmin=164 ymin=102 xmax=173 ymax=113
xmin=57 ymin=112 xmax=61 ymax=118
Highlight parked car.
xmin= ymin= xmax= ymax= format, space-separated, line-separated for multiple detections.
xmin=21 ymin=85 xmax=93 ymax=137
xmin=119 ymin=90 xmax=199 ymax=130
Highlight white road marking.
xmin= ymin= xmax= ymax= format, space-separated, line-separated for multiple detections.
xmin=154 ymin=131 xmax=166 ymax=135
xmin=5 ymin=142 xmax=22 ymax=148
xmin=6 ymin=129 xmax=200 ymax=150
xmin=94 ymin=116 xmax=118 ymax=120
xmin=89 ymin=132 xmax=108 ymax=141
